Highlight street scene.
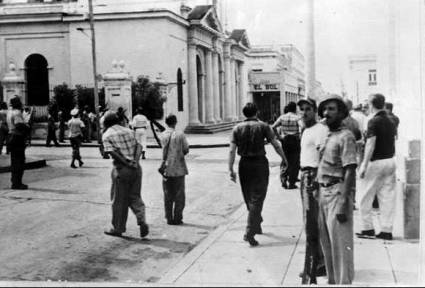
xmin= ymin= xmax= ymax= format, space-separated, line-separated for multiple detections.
xmin=0 ymin=0 xmax=424 ymax=286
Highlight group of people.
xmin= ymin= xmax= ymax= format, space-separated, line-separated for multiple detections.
xmin=228 ymin=93 xmax=399 ymax=285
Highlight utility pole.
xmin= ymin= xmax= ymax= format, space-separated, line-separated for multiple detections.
xmin=88 ymin=0 xmax=99 ymax=116
xmin=306 ymin=0 xmax=316 ymax=100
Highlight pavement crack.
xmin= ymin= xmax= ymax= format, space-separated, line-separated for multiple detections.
xmin=280 ymin=227 xmax=303 ymax=285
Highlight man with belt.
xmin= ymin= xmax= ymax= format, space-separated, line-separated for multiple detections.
xmin=297 ymin=98 xmax=328 ymax=284
xmin=317 ymin=94 xmax=357 ymax=284
xmin=102 ymin=112 xmax=149 ymax=239
xmin=131 ymin=107 xmax=149 ymax=160
xmin=357 ymin=94 xmax=397 ymax=240
xmin=229 ymin=103 xmax=287 ymax=246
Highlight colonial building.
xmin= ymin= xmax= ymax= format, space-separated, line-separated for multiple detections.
xmin=0 ymin=0 xmax=250 ymax=133
xmin=246 ymin=44 xmax=305 ymax=123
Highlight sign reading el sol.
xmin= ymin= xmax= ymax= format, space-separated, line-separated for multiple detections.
xmin=252 ymin=83 xmax=279 ymax=91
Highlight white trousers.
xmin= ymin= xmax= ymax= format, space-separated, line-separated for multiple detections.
xmin=134 ymin=128 xmax=147 ymax=152
xmin=359 ymin=158 xmax=396 ymax=233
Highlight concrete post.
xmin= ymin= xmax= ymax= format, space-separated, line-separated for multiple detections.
xmin=188 ymin=44 xmax=200 ymax=125
xmin=205 ymin=49 xmax=215 ymax=123
xmin=230 ymin=58 xmax=236 ymax=120
xmin=1 ymin=62 xmax=25 ymax=105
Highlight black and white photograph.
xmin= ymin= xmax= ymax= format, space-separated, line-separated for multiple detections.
xmin=0 ymin=0 xmax=423 ymax=286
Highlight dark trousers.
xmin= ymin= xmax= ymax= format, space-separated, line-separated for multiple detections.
xmin=239 ymin=156 xmax=269 ymax=237
xmin=70 ymin=136 xmax=82 ymax=162
xmin=46 ymin=128 xmax=59 ymax=146
xmin=281 ymin=135 xmax=300 ymax=186
xmin=163 ymin=176 xmax=186 ymax=222
xmin=8 ymin=134 xmax=26 ymax=187
xmin=59 ymin=124 xmax=65 ymax=142
xmin=0 ymin=127 xmax=7 ymax=154
xmin=300 ymin=169 xmax=324 ymax=284
xmin=110 ymin=164 xmax=146 ymax=233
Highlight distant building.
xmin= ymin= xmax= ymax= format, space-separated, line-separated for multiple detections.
xmin=0 ymin=0 xmax=250 ymax=133
xmin=347 ymin=54 xmax=382 ymax=105
xmin=246 ymin=44 xmax=305 ymax=123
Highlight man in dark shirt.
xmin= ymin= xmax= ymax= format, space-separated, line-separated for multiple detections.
xmin=384 ymin=102 xmax=400 ymax=138
xmin=229 ymin=103 xmax=287 ymax=246
xmin=357 ymin=94 xmax=397 ymax=241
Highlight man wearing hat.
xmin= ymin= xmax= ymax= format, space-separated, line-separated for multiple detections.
xmin=317 ymin=94 xmax=357 ymax=284
xmin=102 ymin=111 xmax=149 ymax=239
xmin=67 ymin=108 xmax=85 ymax=168
xmin=297 ymin=98 xmax=328 ymax=284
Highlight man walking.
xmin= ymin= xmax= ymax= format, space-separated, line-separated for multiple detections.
xmin=297 ymin=98 xmax=328 ymax=284
xmin=229 ymin=103 xmax=287 ymax=246
xmin=102 ymin=112 xmax=149 ymax=238
xmin=357 ymin=94 xmax=397 ymax=240
xmin=46 ymin=112 xmax=60 ymax=147
xmin=317 ymin=94 xmax=357 ymax=284
xmin=7 ymin=96 xmax=30 ymax=190
xmin=272 ymin=102 xmax=301 ymax=189
xmin=161 ymin=114 xmax=189 ymax=225
xmin=131 ymin=107 xmax=149 ymax=160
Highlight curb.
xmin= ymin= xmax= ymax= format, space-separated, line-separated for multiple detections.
xmin=0 ymin=159 xmax=47 ymax=174
xmin=159 ymin=202 xmax=246 ymax=285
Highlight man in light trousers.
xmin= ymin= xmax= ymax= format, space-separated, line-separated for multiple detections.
xmin=317 ymin=94 xmax=357 ymax=284
xmin=357 ymin=93 xmax=397 ymax=241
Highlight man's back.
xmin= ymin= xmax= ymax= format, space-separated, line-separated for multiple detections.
xmin=232 ymin=119 xmax=274 ymax=157
xmin=367 ymin=111 xmax=396 ymax=161
xmin=274 ymin=112 xmax=300 ymax=137
xmin=162 ymin=129 xmax=189 ymax=177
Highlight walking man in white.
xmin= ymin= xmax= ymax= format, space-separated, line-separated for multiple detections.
xmin=131 ymin=107 xmax=149 ymax=159
xmin=357 ymin=93 xmax=397 ymax=240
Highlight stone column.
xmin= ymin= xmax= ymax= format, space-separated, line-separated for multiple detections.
xmin=223 ymin=44 xmax=233 ymax=121
xmin=230 ymin=58 xmax=237 ymax=120
xmin=306 ymin=0 xmax=316 ymax=99
xmin=205 ymin=49 xmax=215 ymax=123
xmin=188 ymin=44 xmax=200 ymax=125
xmin=239 ymin=61 xmax=247 ymax=115
xmin=212 ymin=51 xmax=221 ymax=122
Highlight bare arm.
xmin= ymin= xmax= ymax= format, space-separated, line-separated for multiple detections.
xmin=228 ymin=142 xmax=237 ymax=182
xmin=359 ymin=136 xmax=376 ymax=178
xmin=271 ymin=118 xmax=281 ymax=137
xmin=271 ymin=138 xmax=287 ymax=165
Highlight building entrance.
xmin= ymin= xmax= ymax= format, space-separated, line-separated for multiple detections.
xmin=253 ymin=92 xmax=280 ymax=124
xmin=25 ymin=54 xmax=49 ymax=106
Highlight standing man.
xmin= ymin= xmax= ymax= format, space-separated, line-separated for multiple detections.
xmin=384 ymin=102 xmax=400 ymax=139
xmin=297 ymin=98 xmax=328 ymax=284
xmin=58 ymin=110 xmax=66 ymax=143
xmin=317 ymin=94 xmax=357 ymax=284
xmin=357 ymin=94 xmax=397 ymax=240
xmin=68 ymin=109 xmax=85 ymax=168
xmin=7 ymin=96 xmax=30 ymax=190
xmin=46 ymin=112 xmax=60 ymax=147
xmin=229 ymin=103 xmax=287 ymax=246
xmin=0 ymin=102 xmax=8 ymax=155
xmin=131 ymin=107 xmax=149 ymax=160
xmin=161 ymin=114 xmax=189 ymax=225
xmin=102 ymin=112 xmax=149 ymax=238
xmin=272 ymin=102 xmax=301 ymax=189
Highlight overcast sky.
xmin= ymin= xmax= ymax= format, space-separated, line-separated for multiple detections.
xmin=189 ymin=0 xmax=391 ymax=93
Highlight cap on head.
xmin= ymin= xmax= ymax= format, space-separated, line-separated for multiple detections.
xmin=317 ymin=94 xmax=349 ymax=118
xmin=297 ymin=98 xmax=317 ymax=111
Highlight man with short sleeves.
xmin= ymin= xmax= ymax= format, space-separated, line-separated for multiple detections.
xmin=131 ymin=107 xmax=149 ymax=159
xmin=317 ymin=94 xmax=357 ymax=284
xmin=297 ymin=98 xmax=328 ymax=284
xmin=102 ymin=112 xmax=149 ymax=239
xmin=229 ymin=103 xmax=287 ymax=246
xmin=357 ymin=94 xmax=397 ymax=240
xmin=272 ymin=102 xmax=301 ymax=189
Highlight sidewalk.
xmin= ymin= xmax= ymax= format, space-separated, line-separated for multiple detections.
xmin=27 ymin=131 xmax=232 ymax=149
xmin=157 ymin=166 xmax=419 ymax=287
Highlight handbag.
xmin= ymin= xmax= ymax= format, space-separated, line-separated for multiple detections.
xmin=158 ymin=132 xmax=173 ymax=177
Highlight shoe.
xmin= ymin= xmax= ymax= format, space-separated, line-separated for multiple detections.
xmin=167 ymin=219 xmax=174 ymax=225
xmin=139 ymin=223 xmax=149 ymax=238
xmin=356 ymin=229 xmax=375 ymax=239
xmin=243 ymin=234 xmax=259 ymax=246
xmin=79 ymin=161 xmax=84 ymax=167
xmin=316 ymin=264 xmax=327 ymax=277
xmin=256 ymin=226 xmax=263 ymax=235
xmin=288 ymin=184 xmax=298 ymax=189
xmin=376 ymin=232 xmax=393 ymax=240
xmin=11 ymin=184 xmax=28 ymax=190
xmin=70 ymin=163 xmax=77 ymax=169
xmin=173 ymin=220 xmax=183 ymax=225
xmin=104 ymin=229 xmax=122 ymax=237
xmin=282 ymin=182 xmax=288 ymax=189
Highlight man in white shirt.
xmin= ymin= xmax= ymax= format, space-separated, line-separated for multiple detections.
xmin=130 ymin=107 xmax=149 ymax=159
xmin=298 ymin=98 xmax=328 ymax=284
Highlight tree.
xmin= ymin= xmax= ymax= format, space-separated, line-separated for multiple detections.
xmin=52 ymin=83 xmax=75 ymax=121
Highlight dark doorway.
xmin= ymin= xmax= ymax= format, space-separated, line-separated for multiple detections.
xmin=196 ymin=55 xmax=204 ymax=122
xmin=25 ymin=54 xmax=49 ymax=106
xmin=253 ymin=92 xmax=280 ymax=124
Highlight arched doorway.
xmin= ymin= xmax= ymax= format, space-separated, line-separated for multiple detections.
xmin=25 ymin=54 xmax=49 ymax=106
xmin=196 ymin=55 xmax=204 ymax=123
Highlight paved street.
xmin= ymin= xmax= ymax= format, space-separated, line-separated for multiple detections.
xmin=0 ymin=145 xmax=273 ymax=283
